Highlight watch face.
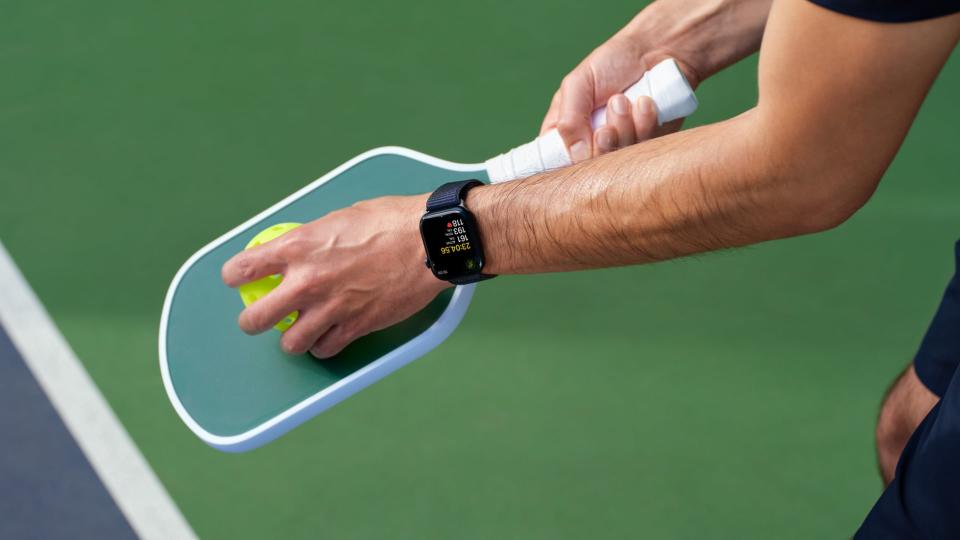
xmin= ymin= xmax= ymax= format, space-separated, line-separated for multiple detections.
xmin=420 ymin=208 xmax=484 ymax=280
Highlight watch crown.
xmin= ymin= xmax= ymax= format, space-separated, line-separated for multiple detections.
xmin=424 ymin=257 xmax=431 ymax=268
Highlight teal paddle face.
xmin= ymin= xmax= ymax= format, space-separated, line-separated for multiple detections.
xmin=160 ymin=148 xmax=486 ymax=451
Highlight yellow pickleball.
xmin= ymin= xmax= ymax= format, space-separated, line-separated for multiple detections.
xmin=238 ymin=222 xmax=302 ymax=332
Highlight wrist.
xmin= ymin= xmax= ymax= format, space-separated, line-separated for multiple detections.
xmin=418 ymin=181 xmax=500 ymax=283
xmin=619 ymin=0 xmax=769 ymax=84
xmin=406 ymin=194 xmax=453 ymax=292
xmin=462 ymin=184 xmax=506 ymax=275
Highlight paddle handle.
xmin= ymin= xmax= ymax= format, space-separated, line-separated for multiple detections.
xmin=485 ymin=59 xmax=697 ymax=183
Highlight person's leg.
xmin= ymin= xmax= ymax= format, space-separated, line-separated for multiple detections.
xmin=874 ymin=241 xmax=960 ymax=485
xmin=857 ymin=242 xmax=960 ymax=537
xmin=858 ymin=372 xmax=960 ymax=538
xmin=875 ymin=362 xmax=939 ymax=485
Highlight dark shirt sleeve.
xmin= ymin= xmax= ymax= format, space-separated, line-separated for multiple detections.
xmin=808 ymin=0 xmax=960 ymax=22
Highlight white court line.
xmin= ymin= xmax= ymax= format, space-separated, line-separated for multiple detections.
xmin=0 ymin=241 xmax=197 ymax=540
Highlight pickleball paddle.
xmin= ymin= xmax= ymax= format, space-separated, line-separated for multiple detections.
xmin=160 ymin=59 xmax=697 ymax=452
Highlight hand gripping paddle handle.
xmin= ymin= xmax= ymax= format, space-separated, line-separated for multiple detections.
xmin=485 ymin=58 xmax=698 ymax=183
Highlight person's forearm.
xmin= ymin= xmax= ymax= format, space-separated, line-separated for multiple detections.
xmin=469 ymin=112 xmax=793 ymax=274
xmin=617 ymin=0 xmax=771 ymax=82
xmin=469 ymin=106 xmax=874 ymax=275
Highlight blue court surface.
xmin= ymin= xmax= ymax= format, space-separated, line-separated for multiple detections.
xmin=0 ymin=245 xmax=196 ymax=540
xmin=0 ymin=325 xmax=137 ymax=539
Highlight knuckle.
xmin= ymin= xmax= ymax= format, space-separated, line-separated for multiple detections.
xmin=305 ymin=282 xmax=326 ymax=300
xmin=275 ymin=232 xmax=305 ymax=258
xmin=248 ymin=311 xmax=270 ymax=332
xmin=296 ymin=272 xmax=328 ymax=298
xmin=234 ymin=258 xmax=256 ymax=281
xmin=350 ymin=198 xmax=377 ymax=210
xmin=285 ymin=274 xmax=309 ymax=296
xmin=559 ymin=72 xmax=581 ymax=92
xmin=339 ymin=204 xmax=364 ymax=219
xmin=555 ymin=118 xmax=580 ymax=139
xmin=326 ymin=295 xmax=349 ymax=315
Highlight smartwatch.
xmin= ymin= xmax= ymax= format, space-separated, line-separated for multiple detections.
xmin=420 ymin=179 xmax=496 ymax=285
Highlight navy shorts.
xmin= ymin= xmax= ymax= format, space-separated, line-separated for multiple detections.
xmin=857 ymin=241 xmax=960 ymax=538
xmin=914 ymin=241 xmax=960 ymax=397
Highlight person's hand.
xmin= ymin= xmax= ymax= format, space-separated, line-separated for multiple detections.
xmin=221 ymin=194 xmax=449 ymax=358
xmin=541 ymin=0 xmax=771 ymax=161
xmin=540 ymin=38 xmax=696 ymax=162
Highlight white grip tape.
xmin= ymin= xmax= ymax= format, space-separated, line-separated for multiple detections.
xmin=485 ymin=58 xmax=697 ymax=184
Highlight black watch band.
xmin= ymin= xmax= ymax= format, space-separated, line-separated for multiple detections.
xmin=426 ymin=179 xmax=484 ymax=212
xmin=423 ymin=180 xmax=496 ymax=285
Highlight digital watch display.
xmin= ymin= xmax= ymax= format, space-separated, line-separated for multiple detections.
xmin=420 ymin=180 xmax=495 ymax=285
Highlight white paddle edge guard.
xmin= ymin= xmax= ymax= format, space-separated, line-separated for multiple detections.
xmin=159 ymin=147 xmax=480 ymax=453
xmin=485 ymin=58 xmax=698 ymax=183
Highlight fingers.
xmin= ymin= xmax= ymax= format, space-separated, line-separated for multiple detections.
xmin=279 ymin=305 xmax=337 ymax=355
xmin=595 ymin=94 xmax=634 ymax=155
xmin=555 ymin=73 xmax=597 ymax=163
xmin=551 ymin=74 xmax=661 ymax=162
xmin=593 ymin=94 xmax=661 ymax=156
xmin=632 ymin=96 xmax=659 ymax=143
xmin=594 ymin=127 xmax=619 ymax=156
xmin=655 ymin=116 xmax=685 ymax=139
xmin=607 ymin=94 xmax=636 ymax=148
xmin=310 ymin=324 xmax=359 ymax=359
xmin=222 ymin=244 xmax=287 ymax=288
xmin=237 ymin=280 xmax=303 ymax=335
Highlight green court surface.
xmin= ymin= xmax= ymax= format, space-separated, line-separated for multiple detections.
xmin=2 ymin=1 xmax=958 ymax=538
